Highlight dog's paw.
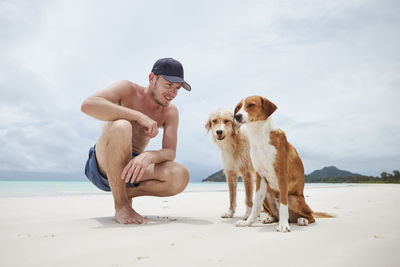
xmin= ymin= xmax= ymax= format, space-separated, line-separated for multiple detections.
xmin=235 ymin=219 xmax=252 ymax=227
xmin=221 ymin=210 xmax=234 ymax=218
xmin=297 ymin=217 xmax=309 ymax=226
xmin=277 ymin=222 xmax=291 ymax=233
xmin=242 ymin=206 xmax=252 ymax=220
xmin=261 ymin=213 xmax=276 ymax=224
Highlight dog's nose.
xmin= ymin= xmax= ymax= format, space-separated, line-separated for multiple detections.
xmin=234 ymin=114 xmax=242 ymax=122
xmin=216 ymin=130 xmax=223 ymax=135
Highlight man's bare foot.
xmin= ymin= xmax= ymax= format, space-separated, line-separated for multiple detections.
xmin=115 ymin=206 xmax=147 ymax=224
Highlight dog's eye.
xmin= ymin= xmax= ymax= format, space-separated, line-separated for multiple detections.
xmin=212 ymin=119 xmax=217 ymax=124
xmin=247 ymin=103 xmax=255 ymax=108
xmin=224 ymin=120 xmax=229 ymax=124
xmin=235 ymin=104 xmax=242 ymax=113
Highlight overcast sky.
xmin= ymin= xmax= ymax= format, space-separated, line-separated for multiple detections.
xmin=1 ymin=0 xmax=399 ymax=181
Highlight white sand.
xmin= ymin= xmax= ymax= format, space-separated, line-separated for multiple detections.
xmin=0 ymin=184 xmax=399 ymax=267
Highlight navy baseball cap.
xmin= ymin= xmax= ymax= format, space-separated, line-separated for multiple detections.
xmin=151 ymin=58 xmax=191 ymax=91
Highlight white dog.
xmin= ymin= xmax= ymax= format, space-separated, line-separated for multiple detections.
xmin=205 ymin=108 xmax=255 ymax=219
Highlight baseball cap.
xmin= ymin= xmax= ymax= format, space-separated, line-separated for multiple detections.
xmin=151 ymin=58 xmax=191 ymax=91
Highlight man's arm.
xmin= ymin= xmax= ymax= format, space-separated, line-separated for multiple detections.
xmin=147 ymin=104 xmax=179 ymax=162
xmin=122 ymin=105 xmax=179 ymax=183
xmin=81 ymin=80 xmax=158 ymax=137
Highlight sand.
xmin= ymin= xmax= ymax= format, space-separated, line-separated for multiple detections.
xmin=0 ymin=184 xmax=399 ymax=267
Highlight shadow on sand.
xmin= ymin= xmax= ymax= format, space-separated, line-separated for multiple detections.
xmin=219 ymin=216 xmax=317 ymax=233
xmin=92 ymin=215 xmax=213 ymax=229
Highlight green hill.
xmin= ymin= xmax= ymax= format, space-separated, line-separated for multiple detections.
xmin=202 ymin=170 xmax=243 ymax=182
xmin=307 ymin=166 xmax=359 ymax=178
xmin=202 ymin=166 xmax=400 ymax=184
xmin=305 ymin=167 xmax=399 ymax=183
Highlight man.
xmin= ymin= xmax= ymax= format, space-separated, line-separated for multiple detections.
xmin=81 ymin=58 xmax=191 ymax=224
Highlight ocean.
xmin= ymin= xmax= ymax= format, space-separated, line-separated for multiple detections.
xmin=0 ymin=180 xmax=354 ymax=197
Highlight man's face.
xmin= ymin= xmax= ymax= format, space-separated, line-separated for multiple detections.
xmin=150 ymin=74 xmax=181 ymax=107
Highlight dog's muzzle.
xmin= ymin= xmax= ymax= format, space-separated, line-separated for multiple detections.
xmin=216 ymin=130 xmax=225 ymax=140
xmin=234 ymin=113 xmax=243 ymax=123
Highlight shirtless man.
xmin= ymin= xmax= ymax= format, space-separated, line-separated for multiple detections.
xmin=81 ymin=58 xmax=191 ymax=224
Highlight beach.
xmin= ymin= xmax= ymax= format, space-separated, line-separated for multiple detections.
xmin=0 ymin=183 xmax=399 ymax=267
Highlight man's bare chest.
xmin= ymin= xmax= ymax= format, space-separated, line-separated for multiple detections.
xmin=123 ymin=100 xmax=166 ymax=127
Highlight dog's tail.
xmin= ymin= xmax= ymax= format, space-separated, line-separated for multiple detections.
xmin=313 ymin=212 xmax=335 ymax=218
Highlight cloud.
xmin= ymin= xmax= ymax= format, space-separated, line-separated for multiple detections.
xmin=0 ymin=0 xmax=399 ymax=180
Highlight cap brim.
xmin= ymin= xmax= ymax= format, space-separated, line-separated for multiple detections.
xmin=161 ymin=74 xmax=191 ymax=91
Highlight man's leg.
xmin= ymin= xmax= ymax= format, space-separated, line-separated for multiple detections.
xmin=127 ymin=161 xmax=190 ymax=199
xmin=95 ymin=119 xmax=146 ymax=224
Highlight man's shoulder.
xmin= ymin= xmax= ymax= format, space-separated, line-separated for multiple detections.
xmin=115 ymin=80 xmax=144 ymax=92
xmin=164 ymin=104 xmax=179 ymax=121
xmin=166 ymin=103 xmax=178 ymax=113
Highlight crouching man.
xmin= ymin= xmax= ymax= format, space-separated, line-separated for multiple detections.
xmin=81 ymin=58 xmax=191 ymax=224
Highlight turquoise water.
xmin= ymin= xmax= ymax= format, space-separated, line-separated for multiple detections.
xmin=0 ymin=180 xmax=354 ymax=197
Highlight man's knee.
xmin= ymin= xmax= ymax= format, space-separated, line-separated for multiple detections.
xmin=177 ymin=165 xmax=190 ymax=188
xmin=108 ymin=120 xmax=132 ymax=140
xmin=97 ymin=119 xmax=132 ymax=161
xmin=168 ymin=164 xmax=190 ymax=194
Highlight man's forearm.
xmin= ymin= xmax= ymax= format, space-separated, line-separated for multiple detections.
xmin=81 ymin=96 xmax=143 ymax=122
xmin=145 ymin=149 xmax=176 ymax=164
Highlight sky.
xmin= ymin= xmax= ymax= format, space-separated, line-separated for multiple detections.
xmin=0 ymin=0 xmax=399 ymax=181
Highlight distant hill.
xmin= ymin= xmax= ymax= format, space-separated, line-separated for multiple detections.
xmin=202 ymin=170 xmax=225 ymax=182
xmin=306 ymin=166 xmax=360 ymax=178
xmin=202 ymin=166 xmax=355 ymax=182
xmin=202 ymin=170 xmax=243 ymax=182
xmin=305 ymin=167 xmax=399 ymax=184
xmin=203 ymin=166 xmax=400 ymax=184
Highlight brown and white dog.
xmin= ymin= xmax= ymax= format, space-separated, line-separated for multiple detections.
xmin=234 ymin=96 xmax=317 ymax=232
xmin=205 ymin=108 xmax=254 ymax=219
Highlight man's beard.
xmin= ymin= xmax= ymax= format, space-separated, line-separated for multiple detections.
xmin=150 ymin=90 xmax=169 ymax=107
xmin=150 ymin=76 xmax=169 ymax=107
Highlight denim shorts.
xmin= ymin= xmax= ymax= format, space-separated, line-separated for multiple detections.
xmin=84 ymin=146 xmax=140 ymax=191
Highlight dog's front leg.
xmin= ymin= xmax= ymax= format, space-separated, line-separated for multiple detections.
xmin=277 ymin=180 xmax=291 ymax=232
xmin=221 ymin=170 xmax=237 ymax=218
xmin=241 ymin=169 xmax=254 ymax=220
xmin=236 ymin=174 xmax=266 ymax=227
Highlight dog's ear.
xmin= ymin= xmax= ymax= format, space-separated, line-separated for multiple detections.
xmin=262 ymin=97 xmax=277 ymax=118
xmin=204 ymin=118 xmax=211 ymax=134
xmin=231 ymin=116 xmax=241 ymax=136
xmin=234 ymin=99 xmax=243 ymax=115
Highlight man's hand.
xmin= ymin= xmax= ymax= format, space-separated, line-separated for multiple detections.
xmin=138 ymin=115 xmax=158 ymax=138
xmin=121 ymin=152 xmax=153 ymax=184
